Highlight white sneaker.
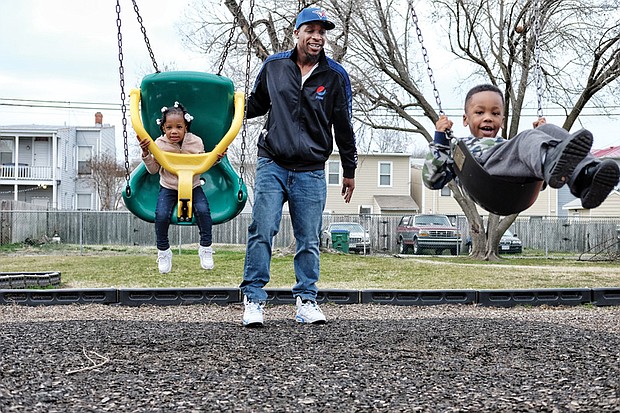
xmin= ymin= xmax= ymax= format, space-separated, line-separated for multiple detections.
xmin=198 ymin=246 xmax=214 ymax=270
xmin=242 ymin=296 xmax=265 ymax=327
xmin=157 ymin=248 xmax=172 ymax=274
xmin=295 ymin=296 xmax=326 ymax=324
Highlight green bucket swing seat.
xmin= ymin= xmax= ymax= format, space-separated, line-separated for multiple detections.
xmin=122 ymin=71 xmax=247 ymax=225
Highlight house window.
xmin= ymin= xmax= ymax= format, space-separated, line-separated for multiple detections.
xmin=359 ymin=205 xmax=372 ymax=215
xmin=77 ymin=193 xmax=92 ymax=210
xmin=0 ymin=138 xmax=13 ymax=164
xmin=78 ymin=146 xmax=92 ymax=174
xmin=440 ymin=186 xmax=451 ymax=196
xmin=57 ymin=139 xmax=63 ymax=170
xmin=63 ymin=141 xmax=69 ymax=171
xmin=327 ymin=160 xmax=340 ymax=185
xmin=378 ymin=162 xmax=392 ymax=187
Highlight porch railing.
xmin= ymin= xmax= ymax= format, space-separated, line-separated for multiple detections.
xmin=0 ymin=165 xmax=53 ymax=180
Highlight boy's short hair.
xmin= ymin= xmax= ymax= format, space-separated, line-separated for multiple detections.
xmin=464 ymin=84 xmax=505 ymax=111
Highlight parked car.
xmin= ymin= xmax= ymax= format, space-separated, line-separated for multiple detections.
xmin=498 ymin=229 xmax=523 ymax=253
xmin=465 ymin=229 xmax=523 ymax=254
xmin=396 ymin=214 xmax=462 ymax=255
xmin=321 ymin=222 xmax=371 ymax=253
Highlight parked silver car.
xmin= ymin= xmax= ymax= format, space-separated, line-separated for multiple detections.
xmin=498 ymin=229 xmax=523 ymax=253
xmin=466 ymin=229 xmax=523 ymax=254
xmin=321 ymin=222 xmax=371 ymax=253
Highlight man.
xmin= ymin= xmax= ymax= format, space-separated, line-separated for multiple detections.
xmin=240 ymin=7 xmax=358 ymax=327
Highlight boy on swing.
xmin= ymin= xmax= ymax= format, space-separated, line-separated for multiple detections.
xmin=423 ymin=84 xmax=619 ymax=209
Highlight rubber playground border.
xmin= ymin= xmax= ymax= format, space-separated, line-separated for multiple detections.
xmin=2 ymin=287 xmax=620 ymax=307
xmin=1 ymin=272 xmax=619 ymax=307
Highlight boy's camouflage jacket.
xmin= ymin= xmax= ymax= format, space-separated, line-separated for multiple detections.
xmin=422 ymin=131 xmax=505 ymax=190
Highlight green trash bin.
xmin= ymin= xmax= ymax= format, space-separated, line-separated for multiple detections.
xmin=331 ymin=229 xmax=350 ymax=253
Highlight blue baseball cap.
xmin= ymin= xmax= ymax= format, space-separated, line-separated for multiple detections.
xmin=295 ymin=7 xmax=335 ymax=30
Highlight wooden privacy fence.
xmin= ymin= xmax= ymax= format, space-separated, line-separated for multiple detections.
xmin=0 ymin=207 xmax=618 ymax=254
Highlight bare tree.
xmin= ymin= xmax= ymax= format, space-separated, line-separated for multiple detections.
xmin=344 ymin=0 xmax=620 ymax=259
xmin=358 ymin=128 xmax=411 ymax=153
xmin=183 ymin=0 xmax=402 ymax=159
xmin=184 ymin=0 xmax=620 ymax=260
xmin=88 ymin=154 xmax=126 ymax=210
xmin=430 ymin=0 xmax=620 ymax=258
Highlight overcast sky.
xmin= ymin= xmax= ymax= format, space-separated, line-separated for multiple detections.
xmin=1 ymin=0 xmax=619 ymax=154
xmin=0 ymin=0 xmax=203 ymax=155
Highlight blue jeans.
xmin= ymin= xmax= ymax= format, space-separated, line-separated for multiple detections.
xmin=240 ymin=157 xmax=326 ymax=303
xmin=155 ymin=186 xmax=212 ymax=250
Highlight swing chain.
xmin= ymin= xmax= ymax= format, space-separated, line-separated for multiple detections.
xmin=409 ymin=1 xmax=451 ymax=137
xmin=116 ymin=0 xmax=131 ymax=196
xmin=218 ymin=0 xmax=245 ymax=76
xmin=131 ymin=0 xmax=160 ymax=73
xmin=238 ymin=0 xmax=255 ymax=201
xmin=533 ymin=0 xmax=544 ymax=118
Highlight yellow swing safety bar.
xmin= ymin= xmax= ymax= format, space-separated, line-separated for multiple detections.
xmin=129 ymin=88 xmax=245 ymax=221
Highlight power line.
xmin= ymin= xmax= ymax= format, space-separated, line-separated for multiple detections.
xmin=1 ymin=97 xmax=119 ymax=106
xmin=0 ymin=98 xmax=121 ymax=111
xmin=3 ymin=97 xmax=620 ymax=115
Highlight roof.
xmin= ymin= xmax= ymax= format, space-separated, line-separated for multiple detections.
xmin=0 ymin=124 xmax=113 ymax=132
xmin=0 ymin=124 xmax=62 ymax=133
xmin=331 ymin=151 xmax=411 ymax=158
xmin=374 ymin=195 xmax=419 ymax=211
xmin=592 ymin=146 xmax=620 ymax=158
xmin=561 ymin=198 xmax=583 ymax=210
xmin=562 ymin=190 xmax=620 ymax=210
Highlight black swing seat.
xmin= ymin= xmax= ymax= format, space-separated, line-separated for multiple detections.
xmin=452 ymin=139 xmax=544 ymax=216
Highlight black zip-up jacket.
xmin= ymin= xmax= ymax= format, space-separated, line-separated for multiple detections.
xmin=246 ymin=48 xmax=357 ymax=178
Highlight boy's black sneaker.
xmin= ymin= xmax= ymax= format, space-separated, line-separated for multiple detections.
xmin=578 ymin=160 xmax=619 ymax=209
xmin=544 ymin=129 xmax=593 ymax=188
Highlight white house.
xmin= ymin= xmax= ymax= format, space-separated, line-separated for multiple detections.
xmin=325 ymin=152 xmax=417 ymax=215
xmin=0 ymin=113 xmax=115 ymax=210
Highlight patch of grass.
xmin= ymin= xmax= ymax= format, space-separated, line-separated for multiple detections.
xmin=0 ymin=244 xmax=618 ymax=290
xmin=0 ymin=243 xmax=24 ymax=253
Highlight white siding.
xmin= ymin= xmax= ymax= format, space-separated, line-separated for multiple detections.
xmin=325 ymin=153 xmax=411 ymax=214
xmin=0 ymin=124 xmax=115 ymax=210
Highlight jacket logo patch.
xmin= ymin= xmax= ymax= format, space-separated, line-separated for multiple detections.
xmin=315 ymin=85 xmax=326 ymax=100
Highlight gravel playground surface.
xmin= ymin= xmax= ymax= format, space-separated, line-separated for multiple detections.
xmin=1 ymin=303 xmax=619 ymax=412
